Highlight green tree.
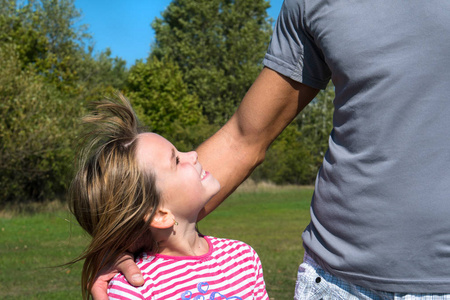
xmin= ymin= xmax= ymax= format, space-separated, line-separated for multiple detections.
xmin=0 ymin=0 xmax=127 ymax=96
xmin=77 ymin=48 xmax=129 ymax=100
xmin=0 ymin=0 xmax=129 ymax=204
xmin=151 ymin=0 xmax=272 ymax=124
xmin=0 ymin=0 xmax=46 ymax=66
xmin=90 ymin=48 xmax=128 ymax=91
xmin=0 ymin=0 xmax=90 ymax=90
xmin=0 ymin=43 xmax=79 ymax=204
xmin=127 ymin=57 xmax=214 ymax=151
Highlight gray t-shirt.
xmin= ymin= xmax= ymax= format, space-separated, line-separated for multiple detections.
xmin=263 ymin=0 xmax=450 ymax=293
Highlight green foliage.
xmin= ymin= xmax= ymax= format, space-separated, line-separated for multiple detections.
xmin=0 ymin=43 xmax=79 ymax=204
xmin=127 ymin=57 xmax=216 ymax=151
xmin=151 ymin=0 xmax=272 ymax=124
xmin=0 ymin=0 xmax=48 ymax=66
xmin=89 ymin=49 xmax=128 ymax=91
xmin=0 ymin=0 xmax=89 ymax=91
xmin=0 ymin=0 xmax=129 ymax=204
xmin=77 ymin=48 xmax=129 ymax=100
xmin=0 ymin=0 xmax=127 ymax=96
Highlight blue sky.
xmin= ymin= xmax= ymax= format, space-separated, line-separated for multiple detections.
xmin=74 ymin=0 xmax=285 ymax=67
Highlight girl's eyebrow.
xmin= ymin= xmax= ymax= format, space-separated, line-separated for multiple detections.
xmin=171 ymin=148 xmax=177 ymax=169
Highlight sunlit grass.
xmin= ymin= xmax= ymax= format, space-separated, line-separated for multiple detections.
xmin=0 ymin=211 xmax=87 ymax=299
xmin=0 ymin=186 xmax=313 ymax=299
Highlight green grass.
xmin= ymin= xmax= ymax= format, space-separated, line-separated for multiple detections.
xmin=0 ymin=211 xmax=88 ymax=299
xmin=0 ymin=186 xmax=313 ymax=300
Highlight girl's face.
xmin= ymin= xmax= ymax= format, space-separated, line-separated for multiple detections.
xmin=136 ymin=133 xmax=220 ymax=219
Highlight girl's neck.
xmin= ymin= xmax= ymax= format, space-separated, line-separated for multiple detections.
xmin=153 ymin=223 xmax=209 ymax=257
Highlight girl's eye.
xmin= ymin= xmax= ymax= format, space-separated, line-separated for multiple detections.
xmin=176 ymin=156 xmax=180 ymax=165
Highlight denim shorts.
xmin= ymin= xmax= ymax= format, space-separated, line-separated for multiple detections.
xmin=294 ymin=253 xmax=450 ymax=300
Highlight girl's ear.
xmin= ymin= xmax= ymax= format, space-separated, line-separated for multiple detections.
xmin=149 ymin=209 xmax=175 ymax=229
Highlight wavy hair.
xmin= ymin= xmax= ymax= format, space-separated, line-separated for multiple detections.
xmin=68 ymin=93 xmax=160 ymax=299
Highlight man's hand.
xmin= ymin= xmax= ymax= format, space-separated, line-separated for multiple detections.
xmin=91 ymin=253 xmax=144 ymax=300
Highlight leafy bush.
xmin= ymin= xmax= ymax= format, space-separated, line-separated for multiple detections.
xmin=0 ymin=44 xmax=79 ymax=204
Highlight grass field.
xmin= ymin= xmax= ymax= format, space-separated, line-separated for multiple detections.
xmin=0 ymin=186 xmax=313 ymax=300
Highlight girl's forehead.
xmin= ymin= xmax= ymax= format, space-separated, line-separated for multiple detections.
xmin=136 ymin=133 xmax=173 ymax=169
xmin=137 ymin=132 xmax=171 ymax=149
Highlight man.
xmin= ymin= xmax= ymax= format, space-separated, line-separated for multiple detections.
xmin=94 ymin=0 xmax=450 ymax=298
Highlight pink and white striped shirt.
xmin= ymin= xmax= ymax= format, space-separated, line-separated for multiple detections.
xmin=108 ymin=236 xmax=268 ymax=300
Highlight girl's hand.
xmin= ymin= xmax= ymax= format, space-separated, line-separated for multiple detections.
xmin=91 ymin=253 xmax=144 ymax=300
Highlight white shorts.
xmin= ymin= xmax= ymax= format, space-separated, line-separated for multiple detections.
xmin=294 ymin=253 xmax=450 ymax=300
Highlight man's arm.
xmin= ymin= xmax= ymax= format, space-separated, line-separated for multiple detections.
xmin=197 ymin=67 xmax=319 ymax=220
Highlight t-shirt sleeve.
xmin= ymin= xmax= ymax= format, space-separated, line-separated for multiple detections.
xmin=263 ymin=0 xmax=331 ymax=89
xmin=107 ymin=276 xmax=145 ymax=300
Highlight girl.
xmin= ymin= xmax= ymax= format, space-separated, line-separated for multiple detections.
xmin=69 ymin=94 xmax=268 ymax=300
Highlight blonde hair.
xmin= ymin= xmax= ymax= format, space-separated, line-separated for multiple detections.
xmin=68 ymin=93 xmax=160 ymax=299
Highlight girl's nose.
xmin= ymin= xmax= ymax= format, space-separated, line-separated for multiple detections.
xmin=185 ymin=151 xmax=198 ymax=164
